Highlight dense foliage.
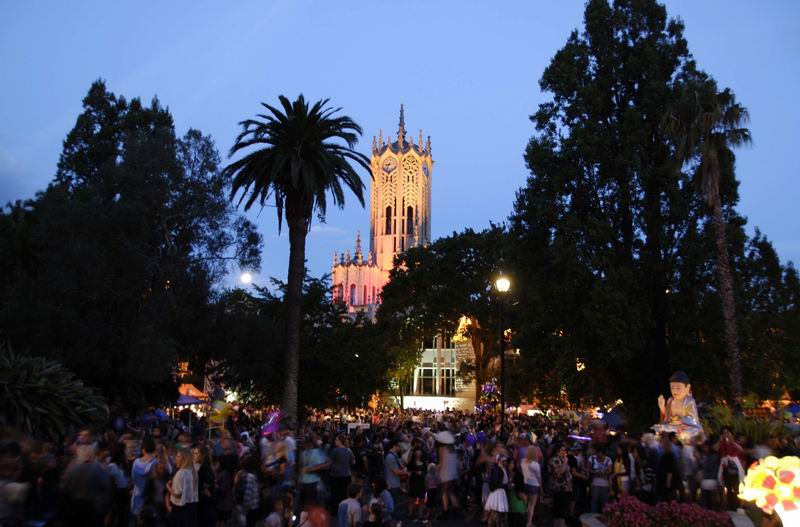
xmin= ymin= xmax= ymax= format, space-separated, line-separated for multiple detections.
xmin=0 ymin=344 xmax=108 ymax=439
xmin=0 ymin=81 xmax=261 ymax=409
xmin=216 ymin=275 xmax=392 ymax=409
xmin=375 ymin=0 xmax=799 ymax=423
xmin=378 ymin=226 xmax=509 ymax=401
xmin=506 ymin=0 xmax=799 ymax=421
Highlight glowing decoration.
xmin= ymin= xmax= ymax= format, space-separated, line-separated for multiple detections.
xmin=654 ymin=370 xmax=703 ymax=442
xmin=209 ymin=400 xmax=232 ymax=426
xmin=739 ymin=456 xmax=800 ymax=526
xmin=260 ymin=410 xmax=282 ymax=437
xmin=576 ymin=359 xmax=586 ymax=372
xmin=476 ymin=378 xmax=501 ymax=413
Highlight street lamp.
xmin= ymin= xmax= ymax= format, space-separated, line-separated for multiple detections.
xmin=495 ymin=274 xmax=511 ymax=439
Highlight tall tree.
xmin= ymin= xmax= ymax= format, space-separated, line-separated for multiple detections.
xmin=378 ymin=226 xmax=508 ymax=402
xmin=668 ymin=80 xmax=752 ymax=402
xmin=224 ymin=95 xmax=369 ymax=424
xmin=216 ymin=274 xmax=391 ymax=409
xmin=509 ymin=0 xmax=716 ymax=420
xmin=0 ymin=81 xmax=261 ymax=408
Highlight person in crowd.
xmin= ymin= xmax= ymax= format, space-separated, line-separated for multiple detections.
xmin=213 ymin=453 xmax=235 ymax=527
xmin=699 ymin=439 xmax=721 ymax=510
xmin=192 ymin=444 xmax=215 ymax=527
xmin=521 ymin=443 xmax=541 ymax=527
xmin=424 ymin=461 xmax=440 ymax=523
xmin=299 ymin=435 xmax=329 ymax=510
xmin=548 ymin=444 xmax=572 ymax=527
xmin=484 ymin=454 xmax=509 ymax=527
xmin=505 ymin=458 xmax=527 ymax=527
xmin=153 ymin=443 xmax=174 ymax=521
xmin=167 ymin=447 xmax=198 ymax=527
xmin=436 ymin=431 xmax=461 ymax=518
xmin=588 ymin=446 xmax=612 ymax=512
xmin=131 ymin=436 xmax=159 ymax=520
xmin=329 ymin=434 xmax=355 ymax=515
xmin=104 ymin=441 xmax=130 ymax=527
xmin=719 ymin=449 xmax=745 ymax=510
xmin=264 ymin=494 xmax=289 ymax=527
xmin=368 ymin=477 xmax=394 ymax=523
xmin=407 ymin=446 xmax=428 ymax=521
xmin=567 ymin=443 xmax=588 ymax=519
xmin=383 ymin=439 xmax=408 ymax=519
xmin=233 ymin=454 xmax=261 ymax=527
xmin=60 ymin=443 xmax=110 ymax=527
xmin=363 ymin=501 xmax=386 ymax=527
xmin=612 ymin=444 xmax=630 ymax=498
xmin=656 ymin=433 xmax=678 ymax=503
xmin=337 ymin=482 xmax=363 ymax=527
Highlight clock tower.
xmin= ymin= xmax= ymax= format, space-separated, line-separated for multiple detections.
xmin=332 ymin=105 xmax=432 ymax=314
xmin=370 ymin=104 xmax=433 ymax=270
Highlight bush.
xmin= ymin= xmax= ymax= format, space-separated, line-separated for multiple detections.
xmin=702 ymin=403 xmax=788 ymax=443
xmin=602 ymin=496 xmax=732 ymax=527
xmin=0 ymin=344 xmax=108 ymax=439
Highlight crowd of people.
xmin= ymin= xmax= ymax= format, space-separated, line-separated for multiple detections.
xmin=1 ymin=405 xmax=798 ymax=527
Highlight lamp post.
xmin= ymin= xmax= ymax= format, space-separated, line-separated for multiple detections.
xmin=495 ymin=275 xmax=510 ymax=440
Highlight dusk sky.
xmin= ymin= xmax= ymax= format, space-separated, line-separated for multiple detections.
xmin=2 ymin=1 xmax=798 ymax=288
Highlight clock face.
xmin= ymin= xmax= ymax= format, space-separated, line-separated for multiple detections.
xmin=382 ymin=157 xmax=397 ymax=173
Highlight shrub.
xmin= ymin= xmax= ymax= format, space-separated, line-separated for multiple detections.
xmin=0 ymin=344 xmax=108 ymax=439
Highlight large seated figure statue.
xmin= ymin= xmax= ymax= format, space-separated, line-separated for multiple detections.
xmin=654 ymin=370 xmax=704 ymax=442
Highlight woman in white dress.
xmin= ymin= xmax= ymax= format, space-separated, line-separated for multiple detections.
xmin=484 ymin=455 xmax=509 ymax=527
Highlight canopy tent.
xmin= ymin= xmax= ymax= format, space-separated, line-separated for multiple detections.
xmin=176 ymin=394 xmax=204 ymax=406
xmin=178 ymin=383 xmax=209 ymax=400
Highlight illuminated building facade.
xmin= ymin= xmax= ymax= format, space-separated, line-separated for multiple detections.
xmin=332 ymin=105 xmax=432 ymax=317
xmin=332 ymin=107 xmax=475 ymax=410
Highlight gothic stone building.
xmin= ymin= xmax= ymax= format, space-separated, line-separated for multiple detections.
xmin=332 ymin=107 xmax=475 ymax=410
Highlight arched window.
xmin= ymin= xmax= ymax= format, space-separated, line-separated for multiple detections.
xmin=363 ymin=285 xmax=367 ymax=304
xmin=350 ymin=284 xmax=356 ymax=304
xmin=385 ymin=206 xmax=392 ymax=235
xmin=407 ymin=206 xmax=414 ymax=236
xmin=372 ymin=286 xmax=376 ymax=304
xmin=337 ymin=284 xmax=343 ymax=301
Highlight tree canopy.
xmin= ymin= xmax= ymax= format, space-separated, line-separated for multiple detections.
xmin=0 ymin=80 xmax=261 ymax=409
xmin=505 ymin=0 xmax=798 ymax=422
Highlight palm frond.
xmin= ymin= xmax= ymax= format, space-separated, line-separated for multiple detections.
xmin=223 ymin=95 xmax=369 ymax=230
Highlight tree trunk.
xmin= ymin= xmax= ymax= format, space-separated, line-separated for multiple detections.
xmin=711 ymin=200 xmax=743 ymax=403
xmin=281 ymin=212 xmax=308 ymax=428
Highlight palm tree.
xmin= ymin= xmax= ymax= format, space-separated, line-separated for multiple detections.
xmin=224 ymin=95 xmax=369 ymax=425
xmin=669 ymin=79 xmax=751 ymax=403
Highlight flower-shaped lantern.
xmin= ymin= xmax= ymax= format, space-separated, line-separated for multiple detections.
xmin=739 ymin=456 xmax=800 ymax=526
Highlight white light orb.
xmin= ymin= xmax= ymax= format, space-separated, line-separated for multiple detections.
xmin=495 ymin=276 xmax=511 ymax=293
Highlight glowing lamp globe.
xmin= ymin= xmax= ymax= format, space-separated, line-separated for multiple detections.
xmin=495 ymin=276 xmax=511 ymax=293
xmin=240 ymin=272 xmax=252 ymax=284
